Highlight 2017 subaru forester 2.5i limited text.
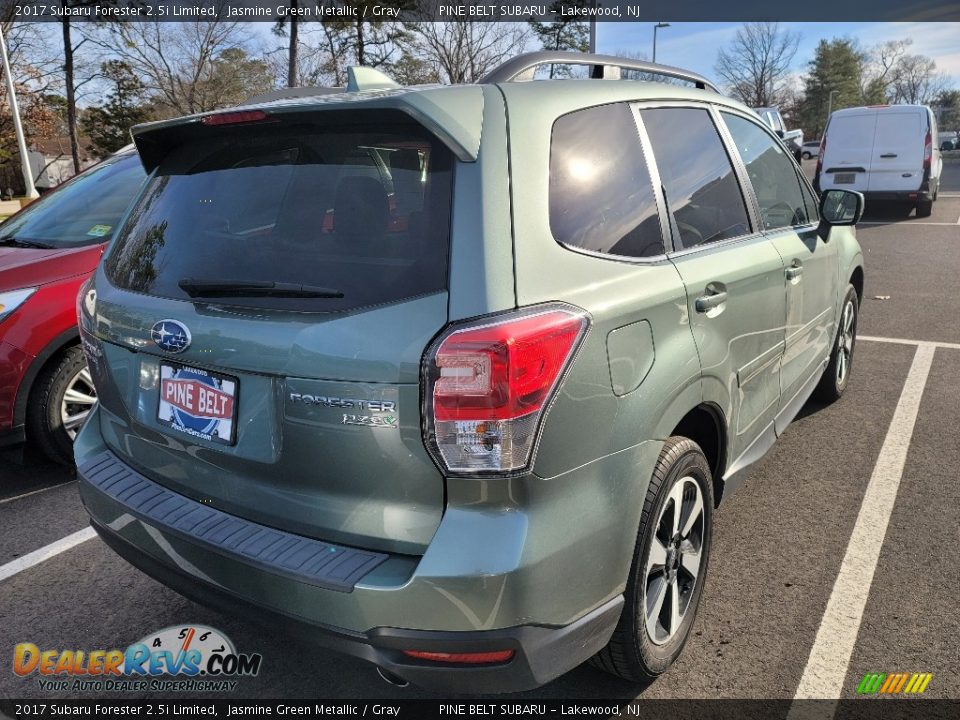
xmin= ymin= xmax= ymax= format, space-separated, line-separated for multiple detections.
xmin=75 ymin=52 xmax=865 ymax=693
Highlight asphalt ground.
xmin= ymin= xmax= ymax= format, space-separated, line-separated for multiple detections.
xmin=0 ymin=161 xmax=958 ymax=704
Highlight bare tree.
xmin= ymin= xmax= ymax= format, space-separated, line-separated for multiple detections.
xmin=404 ymin=22 xmax=532 ymax=84
xmin=891 ymin=54 xmax=951 ymax=105
xmin=110 ymin=20 xmax=270 ymax=115
xmin=860 ymin=39 xmax=910 ymax=102
xmin=264 ymin=23 xmax=362 ymax=88
xmin=715 ymin=22 xmax=801 ymax=107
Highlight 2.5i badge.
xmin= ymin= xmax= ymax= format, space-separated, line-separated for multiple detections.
xmin=157 ymin=364 xmax=238 ymax=445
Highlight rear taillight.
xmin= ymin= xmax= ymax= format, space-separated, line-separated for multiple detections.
xmin=923 ymin=130 xmax=932 ymax=172
xmin=423 ymin=304 xmax=589 ymax=475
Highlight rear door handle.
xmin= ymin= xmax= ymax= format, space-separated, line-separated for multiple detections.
xmin=695 ymin=290 xmax=728 ymax=313
xmin=786 ymin=265 xmax=803 ymax=280
xmin=880 ymin=153 xmax=898 ymax=158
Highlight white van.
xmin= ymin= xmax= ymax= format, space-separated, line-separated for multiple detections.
xmin=815 ymin=105 xmax=942 ymax=217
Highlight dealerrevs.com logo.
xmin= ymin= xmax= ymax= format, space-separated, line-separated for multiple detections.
xmin=13 ymin=625 xmax=262 ymax=693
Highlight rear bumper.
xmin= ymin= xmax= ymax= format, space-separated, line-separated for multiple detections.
xmin=74 ymin=410 xmax=651 ymax=692
xmin=860 ymin=190 xmax=934 ymax=204
xmin=92 ymin=518 xmax=623 ymax=693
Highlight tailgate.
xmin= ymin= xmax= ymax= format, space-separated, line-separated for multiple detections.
xmin=91 ymin=111 xmax=457 ymax=555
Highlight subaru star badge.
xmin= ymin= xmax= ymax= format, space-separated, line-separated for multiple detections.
xmin=151 ymin=319 xmax=191 ymax=353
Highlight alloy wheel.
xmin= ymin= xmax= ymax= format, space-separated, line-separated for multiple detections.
xmin=61 ymin=366 xmax=97 ymax=440
xmin=644 ymin=476 xmax=706 ymax=645
xmin=837 ymin=300 xmax=855 ymax=385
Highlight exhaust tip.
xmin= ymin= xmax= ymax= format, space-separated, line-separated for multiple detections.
xmin=376 ymin=666 xmax=410 ymax=688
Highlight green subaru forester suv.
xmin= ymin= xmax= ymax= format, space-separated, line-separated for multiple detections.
xmin=76 ymin=52 xmax=865 ymax=693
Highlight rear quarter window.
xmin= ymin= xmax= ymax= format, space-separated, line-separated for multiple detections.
xmin=105 ymin=115 xmax=453 ymax=313
xmin=549 ymin=103 xmax=664 ymax=259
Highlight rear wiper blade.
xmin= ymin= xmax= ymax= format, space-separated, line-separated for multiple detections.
xmin=0 ymin=236 xmax=53 ymax=249
xmin=178 ymin=278 xmax=344 ymax=299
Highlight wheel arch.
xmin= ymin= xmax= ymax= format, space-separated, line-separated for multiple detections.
xmin=849 ymin=264 xmax=864 ymax=303
xmin=668 ymin=403 xmax=727 ymax=508
xmin=15 ymin=328 xmax=81 ymax=430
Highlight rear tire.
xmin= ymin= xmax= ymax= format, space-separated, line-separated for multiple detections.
xmin=815 ymin=285 xmax=858 ymax=403
xmin=26 ymin=347 xmax=96 ymax=465
xmin=591 ymin=437 xmax=713 ymax=683
xmin=916 ymin=200 xmax=933 ymax=218
xmin=802 ymin=151 xmax=812 ymax=160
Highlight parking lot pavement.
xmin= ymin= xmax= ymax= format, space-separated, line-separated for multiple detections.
xmin=1 ymin=169 xmax=958 ymax=701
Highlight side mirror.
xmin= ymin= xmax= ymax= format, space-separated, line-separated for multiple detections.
xmin=817 ymin=189 xmax=864 ymax=240
xmin=775 ymin=129 xmax=785 ymax=139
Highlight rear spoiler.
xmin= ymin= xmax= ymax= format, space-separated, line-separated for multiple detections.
xmin=132 ymin=84 xmax=485 ymax=172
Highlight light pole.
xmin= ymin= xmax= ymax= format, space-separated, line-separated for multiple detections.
xmin=652 ymin=22 xmax=670 ymax=63
xmin=0 ymin=25 xmax=38 ymax=200
xmin=589 ymin=2 xmax=598 ymax=53
xmin=826 ymin=89 xmax=840 ymax=123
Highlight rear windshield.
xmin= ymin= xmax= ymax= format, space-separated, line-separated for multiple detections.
xmin=0 ymin=152 xmax=146 ymax=249
xmin=105 ymin=116 xmax=453 ymax=312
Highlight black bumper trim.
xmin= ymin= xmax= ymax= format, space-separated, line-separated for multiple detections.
xmin=91 ymin=519 xmax=624 ymax=694
xmin=78 ymin=450 xmax=387 ymax=593
xmin=860 ymin=190 xmax=933 ymax=203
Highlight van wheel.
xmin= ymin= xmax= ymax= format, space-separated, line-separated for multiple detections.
xmin=802 ymin=151 xmax=812 ymax=160
xmin=916 ymin=200 xmax=933 ymax=218
xmin=26 ymin=347 xmax=96 ymax=465
xmin=815 ymin=285 xmax=858 ymax=403
xmin=591 ymin=437 xmax=713 ymax=682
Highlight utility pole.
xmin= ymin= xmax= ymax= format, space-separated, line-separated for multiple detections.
xmin=0 ymin=25 xmax=39 ymax=200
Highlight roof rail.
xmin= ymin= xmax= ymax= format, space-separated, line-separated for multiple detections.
xmin=478 ymin=51 xmax=720 ymax=93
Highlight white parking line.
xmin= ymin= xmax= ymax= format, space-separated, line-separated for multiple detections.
xmin=0 ymin=527 xmax=96 ymax=583
xmin=859 ymin=335 xmax=960 ymax=350
xmin=0 ymin=480 xmax=76 ymax=505
xmin=789 ymin=343 xmax=936 ymax=708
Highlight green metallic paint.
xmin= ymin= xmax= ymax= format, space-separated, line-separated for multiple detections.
xmin=78 ymin=75 xmax=864 ymax=661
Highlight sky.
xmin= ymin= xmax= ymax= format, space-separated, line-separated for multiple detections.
xmin=596 ymin=22 xmax=960 ymax=88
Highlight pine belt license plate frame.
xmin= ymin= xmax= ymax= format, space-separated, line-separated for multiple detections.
xmin=157 ymin=362 xmax=239 ymax=446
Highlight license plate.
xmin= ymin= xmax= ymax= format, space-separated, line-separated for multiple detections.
xmin=157 ymin=363 xmax=238 ymax=445
xmin=835 ymin=173 xmax=856 ymax=184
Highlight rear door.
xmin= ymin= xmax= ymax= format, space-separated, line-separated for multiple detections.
xmin=867 ymin=107 xmax=925 ymax=193
xmin=639 ymin=104 xmax=786 ymax=462
xmin=94 ymin=112 xmax=458 ymax=555
xmin=819 ymin=110 xmax=877 ymax=193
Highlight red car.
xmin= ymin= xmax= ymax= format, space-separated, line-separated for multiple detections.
xmin=0 ymin=147 xmax=146 ymax=463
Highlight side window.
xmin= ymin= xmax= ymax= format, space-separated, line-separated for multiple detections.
xmin=723 ymin=112 xmax=811 ymax=231
xmin=550 ymin=103 xmax=665 ymax=259
xmin=639 ymin=107 xmax=750 ymax=250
